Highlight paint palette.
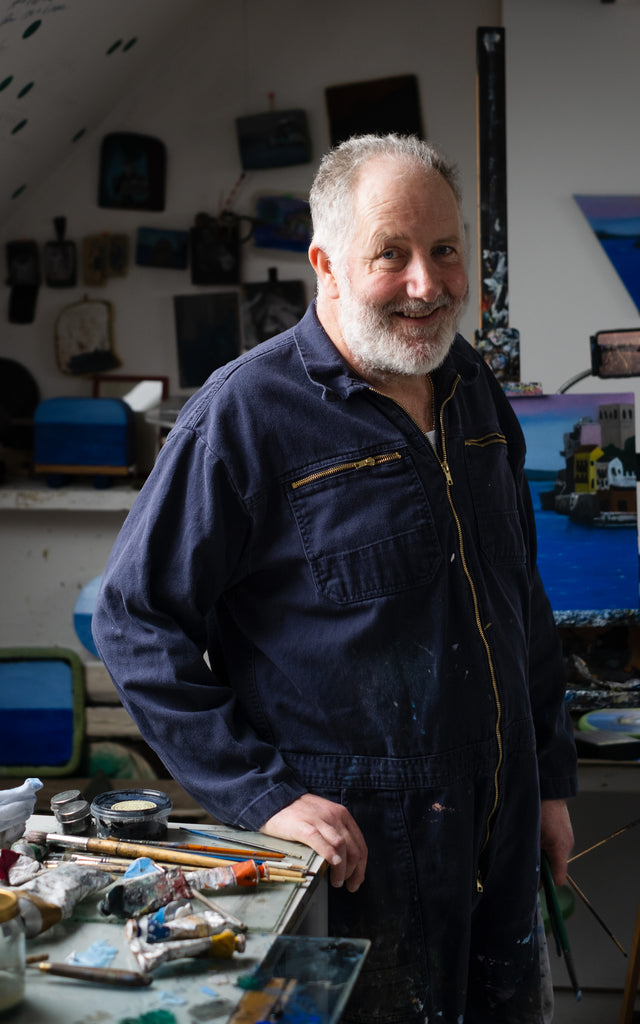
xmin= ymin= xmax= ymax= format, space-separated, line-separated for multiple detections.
xmin=578 ymin=708 xmax=640 ymax=738
xmin=231 ymin=936 xmax=371 ymax=1024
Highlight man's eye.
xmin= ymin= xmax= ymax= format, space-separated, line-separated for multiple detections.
xmin=380 ymin=249 xmax=398 ymax=260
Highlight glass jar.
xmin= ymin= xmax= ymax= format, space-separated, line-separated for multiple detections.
xmin=0 ymin=889 xmax=25 ymax=1014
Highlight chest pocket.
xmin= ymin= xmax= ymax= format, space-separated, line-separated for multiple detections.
xmin=287 ymin=449 xmax=442 ymax=604
xmin=464 ymin=433 xmax=526 ymax=566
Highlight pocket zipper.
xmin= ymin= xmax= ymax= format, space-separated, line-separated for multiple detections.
xmin=464 ymin=433 xmax=507 ymax=448
xmin=291 ymin=451 xmax=402 ymax=490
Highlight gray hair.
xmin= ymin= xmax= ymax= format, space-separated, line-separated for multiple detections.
xmin=309 ymin=134 xmax=462 ymax=264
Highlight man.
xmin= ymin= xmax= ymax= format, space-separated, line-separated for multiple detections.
xmin=93 ymin=134 xmax=576 ymax=1022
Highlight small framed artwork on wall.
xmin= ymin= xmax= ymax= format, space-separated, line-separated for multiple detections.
xmin=324 ymin=75 xmax=423 ymax=147
xmin=173 ymin=292 xmax=241 ymax=388
xmin=98 ymin=132 xmax=166 ymax=211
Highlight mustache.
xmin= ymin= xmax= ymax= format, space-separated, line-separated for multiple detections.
xmin=388 ymin=297 xmax=452 ymax=316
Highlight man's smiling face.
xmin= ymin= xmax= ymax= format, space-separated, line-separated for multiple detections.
xmin=332 ymin=156 xmax=469 ymax=378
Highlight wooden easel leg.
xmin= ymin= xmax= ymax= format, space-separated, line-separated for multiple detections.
xmin=620 ymin=897 xmax=640 ymax=1024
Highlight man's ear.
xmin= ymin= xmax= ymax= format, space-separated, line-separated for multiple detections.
xmin=309 ymin=243 xmax=340 ymax=299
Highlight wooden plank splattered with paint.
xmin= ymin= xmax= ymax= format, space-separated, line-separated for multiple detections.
xmin=475 ymin=26 xmax=520 ymax=383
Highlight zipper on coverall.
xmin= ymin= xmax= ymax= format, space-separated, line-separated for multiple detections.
xmin=436 ymin=376 xmax=504 ymax=894
xmin=291 ymin=384 xmax=505 ymax=896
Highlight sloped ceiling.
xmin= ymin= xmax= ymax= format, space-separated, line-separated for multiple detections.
xmin=0 ymin=0 xmax=206 ymax=228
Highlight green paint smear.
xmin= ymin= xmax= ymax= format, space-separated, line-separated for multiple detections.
xmin=22 ymin=20 xmax=41 ymax=38
xmin=0 ymin=76 xmax=13 ymax=91
xmin=236 ymin=974 xmax=262 ymax=990
xmin=118 ymin=1011 xmax=178 ymax=1024
xmin=17 ymin=82 xmax=33 ymax=98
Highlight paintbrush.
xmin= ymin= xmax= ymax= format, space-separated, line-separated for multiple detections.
xmin=26 ymin=831 xmax=306 ymax=882
xmin=133 ymin=842 xmax=306 ymax=874
xmin=179 ymin=826 xmax=304 ymax=860
xmin=27 ymin=962 xmax=153 ymax=987
xmin=129 ymin=838 xmax=298 ymax=866
xmin=190 ymin=887 xmax=248 ymax=931
xmin=569 ymin=816 xmax=640 ymax=864
xmin=160 ymin=841 xmax=288 ymax=860
xmin=565 ymin=873 xmax=627 ymax=957
xmin=45 ymin=854 xmax=130 ymax=873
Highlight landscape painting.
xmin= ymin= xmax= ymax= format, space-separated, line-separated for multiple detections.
xmin=508 ymin=392 xmax=639 ymax=619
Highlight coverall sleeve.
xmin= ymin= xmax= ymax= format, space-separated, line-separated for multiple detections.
xmin=91 ymin=425 xmax=307 ymax=830
xmin=527 ymin=564 xmax=578 ymax=800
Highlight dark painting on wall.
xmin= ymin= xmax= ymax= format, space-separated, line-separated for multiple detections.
xmin=242 ymin=273 xmax=306 ymax=348
xmin=252 ymin=195 xmax=312 ymax=253
xmin=98 ymin=132 xmax=166 ymax=211
xmin=136 ymin=227 xmax=189 ymax=269
xmin=173 ymin=292 xmax=241 ymax=388
xmin=508 ymin=391 xmax=639 ymax=620
xmin=325 ymin=75 xmax=423 ymax=147
xmin=235 ymin=109 xmax=312 ymax=170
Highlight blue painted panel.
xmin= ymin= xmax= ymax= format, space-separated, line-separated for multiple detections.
xmin=0 ymin=659 xmax=73 ymax=709
xmin=0 ymin=647 xmax=84 ymax=775
xmin=2 ymin=708 xmax=74 ymax=765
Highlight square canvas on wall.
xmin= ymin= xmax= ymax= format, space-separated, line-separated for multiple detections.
xmin=508 ymin=392 xmax=639 ymax=619
xmin=325 ymin=75 xmax=423 ymax=147
xmin=173 ymin=292 xmax=241 ymax=389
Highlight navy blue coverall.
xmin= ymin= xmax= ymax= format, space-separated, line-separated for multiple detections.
xmin=92 ymin=303 xmax=577 ymax=1022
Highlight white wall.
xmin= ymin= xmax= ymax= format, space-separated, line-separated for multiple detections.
xmin=0 ymin=0 xmax=499 ymax=403
xmin=0 ymin=0 xmax=499 ymax=651
xmin=4 ymin=0 xmax=640 ymax=650
xmin=504 ymin=0 xmax=640 ymax=396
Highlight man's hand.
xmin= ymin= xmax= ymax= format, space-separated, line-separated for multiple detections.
xmin=261 ymin=793 xmax=368 ymax=892
xmin=540 ymin=798 xmax=574 ymax=886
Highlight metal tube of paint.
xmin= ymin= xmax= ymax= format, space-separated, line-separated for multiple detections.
xmin=13 ymin=863 xmax=113 ymax=937
xmin=125 ymin=906 xmax=230 ymax=944
xmin=98 ymin=865 xmax=193 ymax=918
xmin=128 ymin=929 xmax=245 ymax=973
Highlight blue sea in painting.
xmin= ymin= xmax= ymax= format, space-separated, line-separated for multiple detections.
xmin=528 ymin=477 xmax=639 ymax=612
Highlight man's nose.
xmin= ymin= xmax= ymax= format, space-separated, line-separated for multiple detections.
xmin=404 ymin=255 xmax=441 ymax=300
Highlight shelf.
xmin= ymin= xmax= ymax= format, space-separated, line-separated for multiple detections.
xmin=0 ymin=478 xmax=141 ymax=511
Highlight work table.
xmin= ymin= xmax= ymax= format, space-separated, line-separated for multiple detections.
xmin=11 ymin=815 xmax=330 ymax=1024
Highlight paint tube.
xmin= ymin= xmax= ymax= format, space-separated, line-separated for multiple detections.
xmin=2 ymin=853 xmax=41 ymax=886
xmin=14 ymin=864 xmax=113 ymax=938
xmin=186 ymin=859 xmax=265 ymax=890
xmin=125 ymin=906 xmax=230 ymax=944
xmin=100 ymin=859 xmax=264 ymax=919
xmin=98 ymin=865 xmax=193 ymax=918
xmin=128 ymin=929 xmax=246 ymax=973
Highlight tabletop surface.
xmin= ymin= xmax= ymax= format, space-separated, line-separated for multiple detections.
xmin=11 ymin=815 xmax=327 ymax=1024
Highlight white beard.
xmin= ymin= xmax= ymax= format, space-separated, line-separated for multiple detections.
xmin=335 ymin=271 xmax=467 ymax=377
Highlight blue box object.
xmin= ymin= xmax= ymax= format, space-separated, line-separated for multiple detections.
xmin=0 ymin=647 xmax=85 ymax=775
xmin=34 ymin=397 xmax=135 ymax=478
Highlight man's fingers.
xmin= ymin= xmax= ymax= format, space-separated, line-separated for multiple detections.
xmin=540 ymin=798 xmax=575 ymax=886
xmin=261 ymin=793 xmax=368 ymax=891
